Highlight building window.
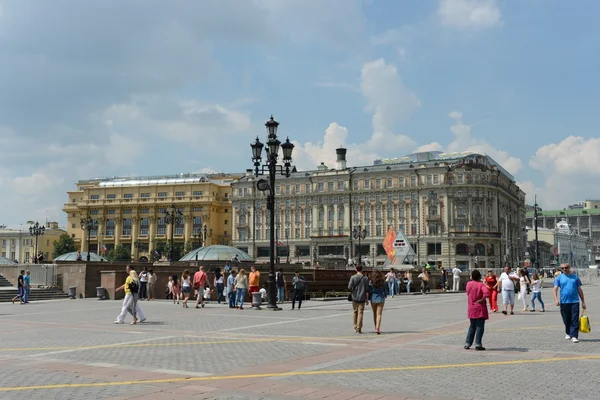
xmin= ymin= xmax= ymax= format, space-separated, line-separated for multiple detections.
xmin=457 ymin=207 xmax=466 ymax=218
xmin=428 ymin=223 xmax=439 ymax=235
xmin=106 ymin=219 xmax=115 ymax=236
xmin=456 ymin=190 xmax=463 ymax=198
xmin=318 ymin=208 xmax=324 ymax=221
xmin=157 ymin=218 xmax=166 ymax=235
xmin=175 ymin=217 xmax=184 ymax=235
xmin=158 ymin=192 xmax=168 ymax=198
xmin=275 ymin=185 xmax=281 ymax=195
xmin=193 ymin=207 xmax=203 ymax=212
xmin=175 ymin=191 xmax=185 ymax=197
xmin=123 ymin=209 xmax=132 ymax=214
xmin=427 ymin=175 xmax=432 ymax=185
xmin=327 ymin=182 xmax=334 ymax=192
xmin=410 ymin=176 xmax=417 ymax=187
xmin=106 ymin=209 xmax=115 ymax=214
xmin=124 ymin=193 xmax=134 ymax=199
xmin=141 ymin=193 xmax=150 ymax=198
xmin=411 ymin=223 xmax=417 ymax=235
xmin=386 ymin=178 xmax=393 ymax=188
xmin=457 ymin=174 xmax=464 ymax=184
xmin=353 ymin=180 xmax=359 ymax=190
xmin=139 ymin=208 xmax=148 ymax=213
xmin=193 ymin=191 xmax=203 ymax=197
xmin=89 ymin=209 xmax=99 ymax=215
xmin=429 ymin=206 xmax=438 ymax=216
xmin=427 ymin=242 xmax=441 ymax=255
xmin=140 ymin=218 xmax=149 ymax=235
xmin=107 ymin=194 xmax=116 ymax=199
xmin=411 ymin=206 xmax=417 ymax=218
xmin=305 ymin=183 xmax=311 ymax=193
xmin=71 ymin=223 xmax=75 ymax=229
xmin=317 ymin=183 xmax=324 ymax=192
xmin=337 ymin=181 xmax=344 ymax=190
xmin=364 ymin=207 xmax=371 ymax=222
xmin=90 ymin=195 xmax=100 ymax=200
xmin=433 ymin=175 xmax=439 ymax=185
xmin=376 ymin=179 xmax=381 ymax=189
xmin=364 ymin=180 xmax=370 ymax=189
xmin=122 ymin=218 xmax=132 ymax=236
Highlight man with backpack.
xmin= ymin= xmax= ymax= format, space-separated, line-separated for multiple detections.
xmin=291 ymin=271 xmax=306 ymax=310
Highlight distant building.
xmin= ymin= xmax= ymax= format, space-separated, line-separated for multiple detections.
xmin=0 ymin=222 xmax=66 ymax=262
xmin=231 ymin=149 xmax=526 ymax=269
xmin=62 ymin=173 xmax=240 ymax=260
xmin=526 ymin=219 xmax=591 ymax=268
xmin=526 ymin=200 xmax=600 ymax=264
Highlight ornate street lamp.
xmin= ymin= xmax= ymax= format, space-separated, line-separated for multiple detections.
xmin=192 ymin=229 xmax=201 ymax=261
xmin=203 ymin=224 xmax=213 ymax=246
xmin=250 ymin=115 xmax=294 ymax=310
xmin=79 ymin=217 xmax=97 ymax=262
xmin=352 ymin=225 xmax=367 ymax=267
xmin=163 ymin=204 xmax=183 ymax=264
xmin=29 ymin=222 xmax=45 ymax=264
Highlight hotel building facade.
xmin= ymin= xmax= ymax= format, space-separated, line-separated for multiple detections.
xmin=62 ymin=173 xmax=239 ymax=260
xmin=231 ymin=149 xmax=527 ymax=270
xmin=0 ymin=222 xmax=66 ymax=263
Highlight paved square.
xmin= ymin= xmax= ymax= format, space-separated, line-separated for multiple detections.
xmin=1 ymin=287 xmax=600 ymax=400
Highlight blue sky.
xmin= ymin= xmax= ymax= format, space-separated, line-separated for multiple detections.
xmin=1 ymin=0 xmax=599 ymax=228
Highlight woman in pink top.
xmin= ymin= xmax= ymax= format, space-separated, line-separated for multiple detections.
xmin=464 ymin=270 xmax=490 ymax=351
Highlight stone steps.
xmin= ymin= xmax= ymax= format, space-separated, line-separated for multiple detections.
xmin=0 ymin=274 xmax=13 ymax=287
xmin=0 ymin=288 xmax=69 ymax=302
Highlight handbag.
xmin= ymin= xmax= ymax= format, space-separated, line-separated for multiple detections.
xmin=348 ymin=276 xmax=366 ymax=302
xmin=580 ymin=311 xmax=591 ymax=334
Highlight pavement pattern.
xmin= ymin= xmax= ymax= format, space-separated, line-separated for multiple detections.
xmin=1 ymin=287 xmax=600 ymax=400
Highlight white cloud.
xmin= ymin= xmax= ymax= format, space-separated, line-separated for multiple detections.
xmin=437 ymin=0 xmax=501 ymax=29
xmin=360 ymin=58 xmax=419 ymax=152
xmin=526 ymin=136 xmax=600 ymax=209
xmin=293 ymin=58 xmax=420 ymax=170
xmin=418 ymin=112 xmax=523 ymax=176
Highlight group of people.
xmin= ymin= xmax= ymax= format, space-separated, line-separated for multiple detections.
xmin=382 ymin=269 xmax=414 ymax=296
xmin=348 ymin=265 xmax=388 ymax=334
xmin=464 ymin=263 xmax=587 ymax=350
xmin=11 ymin=269 xmax=30 ymax=305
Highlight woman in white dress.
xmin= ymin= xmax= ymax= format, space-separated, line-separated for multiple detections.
xmin=518 ymin=269 xmax=531 ymax=312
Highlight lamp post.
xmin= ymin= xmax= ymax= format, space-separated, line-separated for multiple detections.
xmin=163 ymin=204 xmax=183 ymax=264
xmin=533 ymin=197 xmax=541 ymax=271
xmin=352 ymin=225 xmax=367 ymax=267
xmin=285 ymin=221 xmax=290 ymax=264
xmin=250 ymin=115 xmax=295 ymax=310
xmin=79 ymin=217 xmax=97 ymax=262
xmin=29 ymin=222 xmax=45 ymax=264
xmin=192 ymin=229 xmax=201 ymax=261
xmin=203 ymin=224 xmax=212 ymax=246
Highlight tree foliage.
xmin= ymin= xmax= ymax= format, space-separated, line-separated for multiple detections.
xmin=107 ymin=244 xmax=130 ymax=262
xmin=52 ymin=234 xmax=78 ymax=258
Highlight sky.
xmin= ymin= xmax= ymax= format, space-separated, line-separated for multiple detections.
xmin=1 ymin=0 xmax=599 ymax=229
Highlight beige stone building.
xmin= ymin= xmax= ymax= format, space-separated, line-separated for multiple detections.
xmin=62 ymin=173 xmax=239 ymax=260
xmin=0 ymin=222 xmax=66 ymax=263
xmin=231 ymin=149 xmax=526 ymax=270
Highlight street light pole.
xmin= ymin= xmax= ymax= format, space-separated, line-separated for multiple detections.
xmin=352 ymin=225 xmax=367 ymax=267
xmin=79 ymin=217 xmax=97 ymax=262
xmin=163 ymin=204 xmax=182 ymax=264
xmin=29 ymin=222 xmax=45 ymax=264
xmin=533 ymin=196 xmax=540 ymax=271
xmin=250 ymin=115 xmax=295 ymax=311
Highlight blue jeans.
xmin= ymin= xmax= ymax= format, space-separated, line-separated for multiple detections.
xmin=216 ymin=283 xmax=224 ymax=303
xmin=235 ymin=288 xmax=246 ymax=308
xmin=228 ymin=289 xmax=235 ymax=308
xmin=23 ymin=287 xmax=30 ymax=303
xmin=560 ymin=302 xmax=580 ymax=338
xmin=388 ymin=282 xmax=395 ymax=296
xmin=277 ymin=286 xmax=285 ymax=302
xmin=465 ymin=318 xmax=485 ymax=347
xmin=531 ymin=292 xmax=545 ymax=310
xmin=406 ymin=281 xmax=411 ymax=293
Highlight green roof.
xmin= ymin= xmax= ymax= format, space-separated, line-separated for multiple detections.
xmin=526 ymin=208 xmax=600 ymax=218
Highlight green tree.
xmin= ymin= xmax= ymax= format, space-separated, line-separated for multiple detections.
xmin=163 ymin=241 xmax=185 ymax=261
xmin=52 ymin=234 xmax=78 ymax=258
xmin=107 ymin=244 xmax=131 ymax=262
xmin=184 ymin=241 xmax=194 ymax=254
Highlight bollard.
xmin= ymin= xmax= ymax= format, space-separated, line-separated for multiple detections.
xmin=96 ymin=287 xmax=106 ymax=300
xmin=251 ymin=292 xmax=262 ymax=310
xmin=68 ymin=286 xmax=77 ymax=299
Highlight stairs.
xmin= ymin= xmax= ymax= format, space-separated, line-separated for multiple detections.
xmin=0 ymin=288 xmax=69 ymax=302
xmin=0 ymin=274 xmax=12 ymax=287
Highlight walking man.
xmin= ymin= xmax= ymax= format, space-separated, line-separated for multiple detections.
xmin=23 ymin=270 xmax=31 ymax=304
xmin=194 ymin=265 xmax=209 ymax=308
xmin=291 ymin=271 xmax=306 ymax=310
xmin=348 ymin=265 xmax=369 ymax=334
xmin=498 ymin=266 xmax=519 ymax=315
xmin=553 ymin=263 xmax=586 ymax=343
xmin=227 ymin=270 xmax=237 ymax=308
xmin=452 ymin=265 xmax=462 ymax=292
xmin=11 ymin=270 xmax=25 ymax=305
xmin=139 ymin=267 xmax=149 ymax=300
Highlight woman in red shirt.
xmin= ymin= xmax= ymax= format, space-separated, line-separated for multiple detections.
xmin=484 ymin=270 xmax=499 ymax=313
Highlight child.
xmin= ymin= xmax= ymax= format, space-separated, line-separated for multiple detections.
xmin=530 ymin=273 xmax=545 ymax=312
xmin=259 ymin=284 xmax=267 ymax=300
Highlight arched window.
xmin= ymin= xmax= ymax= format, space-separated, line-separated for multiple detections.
xmin=456 ymin=243 xmax=469 ymax=255
xmin=429 ymin=206 xmax=438 ymax=216
xmin=475 ymin=243 xmax=485 ymax=255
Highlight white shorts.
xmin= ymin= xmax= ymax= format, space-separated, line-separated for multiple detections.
xmin=502 ymin=289 xmax=515 ymax=305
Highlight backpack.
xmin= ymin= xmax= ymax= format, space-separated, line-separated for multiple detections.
xmin=276 ymin=272 xmax=284 ymax=288
xmin=128 ymin=279 xmax=139 ymax=294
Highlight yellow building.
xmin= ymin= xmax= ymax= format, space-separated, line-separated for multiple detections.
xmin=62 ymin=173 xmax=239 ymax=261
xmin=0 ymin=222 xmax=66 ymax=263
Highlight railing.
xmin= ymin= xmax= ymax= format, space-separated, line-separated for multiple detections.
xmin=22 ymin=264 xmax=57 ymax=287
xmin=449 ymin=232 xmax=502 ymax=238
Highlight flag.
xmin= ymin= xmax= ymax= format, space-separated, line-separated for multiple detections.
xmin=102 ymin=245 xmax=107 ymax=252
xmin=276 ymin=240 xmax=285 ymax=247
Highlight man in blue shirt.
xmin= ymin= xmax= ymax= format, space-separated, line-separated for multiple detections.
xmin=226 ymin=270 xmax=237 ymax=309
xmin=23 ymin=270 xmax=31 ymax=304
xmin=553 ymin=263 xmax=587 ymax=343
